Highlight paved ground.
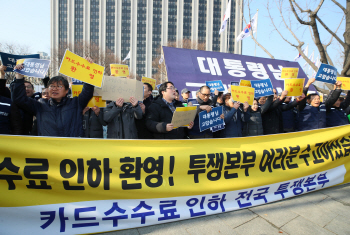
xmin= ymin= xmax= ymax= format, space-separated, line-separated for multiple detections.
xmin=101 ymin=183 xmax=350 ymax=235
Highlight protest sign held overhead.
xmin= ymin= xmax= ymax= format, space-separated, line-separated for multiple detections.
xmin=336 ymin=77 xmax=350 ymax=91
xmin=239 ymin=79 xmax=251 ymax=87
xmin=199 ymin=106 xmax=224 ymax=132
xmin=110 ymin=64 xmax=129 ymax=77
xmin=163 ymin=47 xmax=311 ymax=96
xmin=284 ymin=78 xmax=305 ymax=97
xmin=94 ymin=76 xmax=144 ymax=101
xmin=230 ymin=85 xmax=255 ymax=105
xmin=315 ymin=63 xmax=337 ymax=84
xmin=71 ymin=85 xmax=106 ymax=108
xmin=206 ymin=80 xmax=225 ymax=92
xmin=13 ymin=58 xmax=50 ymax=78
xmin=0 ymin=52 xmax=40 ymax=72
xmin=59 ymin=50 xmax=105 ymax=87
xmin=250 ymin=79 xmax=274 ymax=98
xmin=281 ymin=67 xmax=299 ymax=79
xmin=171 ymin=106 xmax=197 ymax=128
xmin=141 ymin=76 xmax=156 ymax=90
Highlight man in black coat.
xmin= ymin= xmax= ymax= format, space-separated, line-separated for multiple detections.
xmin=135 ymin=82 xmax=154 ymax=139
xmin=146 ymin=81 xmax=194 ymax=139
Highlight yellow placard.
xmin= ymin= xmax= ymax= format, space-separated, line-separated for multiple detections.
xmin=284 ymin=78 xmax=305 ymax=97
xmin=230 ymin=85 xmax=255 ymax=105
xmin=337 ymin=77 xmax=350 ymax=91
xmin=71 ymin=85 xmax=106 ymax=108
xmin=141 ymin=76 xmax=156 ymax=90
xmin=59 ymin=50 xmax=104 ymax=87
xmin=281 ymin=67 xmax=299 ymax=79
xmin=239 ymin=79 xmax=251 ymax=87
xmin=110 ymin=64 xmax=129 ymax=77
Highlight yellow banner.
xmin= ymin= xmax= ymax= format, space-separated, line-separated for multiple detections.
xmin=71 ymin=85 xmax=106 ymax=108
xmin=337 ymin=77 xmax=350 ymax=91
xmin=239 ymin=79 xmax=251 ymax=87
xmin=1 ymin=125 xmax=350 ymax=208
xmin=110 ymin=64 xmax=129 ymax=77
xmin=59 ymin=50 xmax=105 ymax=87
xmin=281 ymin=67 xmax=299 ymax=79
xmin=141 ymin=76 xmax=156 ymax=90
xmin=284 ymin=78 xmax=305 ymax=97
xmin=231 ymin=85 xmax=255 ymax=105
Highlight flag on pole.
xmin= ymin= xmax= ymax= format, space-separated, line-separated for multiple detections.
xmin=304 ymin=50 xmax=314 ymax=70
xmin=236 ymin=11 xmax=258 ymax=42
xmin=312 ymin=55 xmax=320 ymax=77
xmin=122 ymin=51 xmax=130 ymax=62
xmin=294 ymin=46 xmax=308 ymax=61
xmin=159 ymin=54 xmax=164 ymax=64
xmin=219 ymin=0 xmax=232 ymax=34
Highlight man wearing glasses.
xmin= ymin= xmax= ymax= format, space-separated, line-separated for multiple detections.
xmin=188 ymin=85 xmax=216 ymax=139
xmin=11 ymin=60 xmax=94 ymax=137
xmin=146 ymin=81 xmax=194 ymax=139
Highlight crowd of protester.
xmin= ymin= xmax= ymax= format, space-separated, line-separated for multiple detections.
xmin=1 ymin=62 xmax=350 ymax=140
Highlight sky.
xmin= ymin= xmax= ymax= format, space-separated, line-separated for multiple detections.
xmin=0 ymin=0 xmax=345 ymax=76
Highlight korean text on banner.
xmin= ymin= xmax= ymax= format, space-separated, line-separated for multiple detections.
xmin=230 ymin=85 xmax=255 ymax=105
xmin=199 ymin=106 xmax=224 ymax=132
xmin=250 ymin=79 xmax=274 ymax=98
xmin=0 ymin=52 xmax=40 ymax=72
xmin=206 ymin=80 xmax=225 ymax=92
xmin=59 ymin=50 xmax=105 ymax=87
xmin=284 ymin=78 xmax=305 ymax=97
xmin=94 ymin=76 xmax=144 ymax=101
xmin=239 ymin=79 xmax=251 ymax=87
xmin=171 ymin=106 xmax=197 ymax=128
xmin=281 ymin=68 xmax=299 ymax=79
xmin=71 ymin=85 xmax=106 ymax=108
xmin=1 ymin=126 xmax=350 ymax=235
xmin=110 ymin=64 xmax=129 ymax=77
xmin=141 ymin=77 xmax=156 ymax=90
xmin=13 ymin=58 xmax=50 ymax=78
xmin=315 ymin=64 xmax=338 ymax=85
xmin=337 ymin=77 xmax=350 ymax=91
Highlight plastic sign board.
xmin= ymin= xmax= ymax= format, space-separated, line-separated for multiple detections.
xmin=284 ymin=78 xmax=304 ymax=97
xmin=239 ymin=79 xmax=251 ymax=87
xmin=315 ymin=63 xmax=337 ymax=84
xmin=141 ymin=77 xmax=156 ymax=90
xmin=250 ymin=79 xmax=274 ymax=98
xmin=71 ymin=85 xmax=106 ymax=108
xmin=110 ymin=64 xmax=129 ymax=77
xmin=230 ymin=85 xmax=255 ymax=105
xmin=336 ymin=77 xmax=350 ymax=91
xmin=59 ymin=50 xmax=105 ymax=87
xmin=206 ymin=80 xmax=225 ymax=92
xmin=13 ymin=58 xmax=50 ymax=78
xmin=281 ymin=67 xmax=299 ymax=79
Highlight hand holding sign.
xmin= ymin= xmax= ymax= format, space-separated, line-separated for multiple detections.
xmin=116 ymin=98 xmax=124 ymax=107
xmin=166 ymin=123 xmax=174 ymax=131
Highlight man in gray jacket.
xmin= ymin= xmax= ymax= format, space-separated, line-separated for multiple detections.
xmin=104 ymin=97 xmax=142 ymax=139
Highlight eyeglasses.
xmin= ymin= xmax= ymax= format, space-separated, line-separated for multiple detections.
xmin=49 ymin=85 xmax=64 ymax=90
xmin=25 ymin=86 xmax=33 ymax=89
xmin=42 ymin=92 xmax=49 ymax=95
xmin=166 ymin=86 xmax=176 ymax=90
xmin=200 ymin=92 xmax=211 ymax=97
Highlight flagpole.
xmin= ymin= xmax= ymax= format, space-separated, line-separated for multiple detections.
xmin=227 ymin=16 xmax=231 ymax=53
xmin=254 ymin=9 xmax=258 ymax=57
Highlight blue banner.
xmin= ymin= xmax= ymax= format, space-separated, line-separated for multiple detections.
xmin=315 ymin=63 xmax=337 ymax=84
xmin=206 ymin=80 xmax=225 ymax=92
xmin=210 ymin=123 xmax=225 ymax=132
xmin=0 ymin=52 xmax=40 ymax=72
xmin=250 ymin=79 xmax=274 ymax=98
xmin=13 ymin=58 xmax=50 ymax=78
xmin=162 ymin=47 xmax=312 ymax=96
xmin=199 ymin=106 xmax=224 ymax=132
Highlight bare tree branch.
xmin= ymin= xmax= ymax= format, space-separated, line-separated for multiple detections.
xmin=332 ymin=0 xmax=347 ymax=14
xmin=316 ymin=15 xmax=346 ymax=47
xmin=289 ymin=0 xmax=312 ymax=25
